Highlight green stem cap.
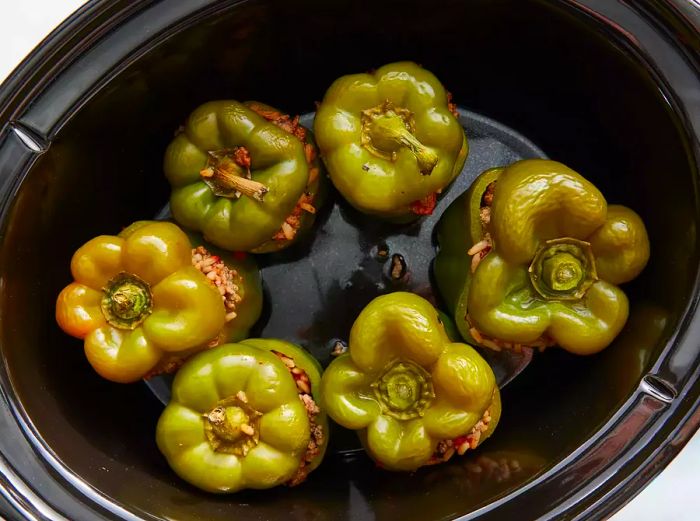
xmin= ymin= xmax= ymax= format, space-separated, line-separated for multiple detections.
xmin=203 ymin=395 xmax=261 ymax=456
xmin=200 ymin=149 xmax=269 ymax=202
xmin=100 ymin=272 xmax=153 ymax=329
xmin=529 ymin=238 xmax=598 ymax=300
xmin=372 ymin=359 xmax=435 ymax=420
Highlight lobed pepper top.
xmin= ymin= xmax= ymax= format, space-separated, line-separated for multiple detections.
xmin=435 ymin=159 xmax=650 ymax=355
xmin=156 ymin=339 xmax=327 ymax=493
xmin=321 ymin=292 xmax=500 ymax=471
xmin=164 ymin=101 xmax=316 ymax=252
xmin=314 ymin=61 xmax=468 ymax=219
xmin=56 ymin=222 xmax=226 ymax=382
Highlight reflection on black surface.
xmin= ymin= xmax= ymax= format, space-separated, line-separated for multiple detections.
xmin=337 ymin=442 xmax=547 ymax=521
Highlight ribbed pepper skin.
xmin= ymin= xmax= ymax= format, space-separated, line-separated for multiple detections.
xmin=314 ymin=62 xmax=467 ymax=219
xmin=321 ymin=293 xmax=500 ymax=471
xmin=157 ymin=340 xmax=327 ymax=493
xmin=56 ymin=222 xmax=226 ymax=382
xmin=157 ymin=343 xmax=306 ymax=492
xmin=164 ymin=101 xmax=310 ymax=252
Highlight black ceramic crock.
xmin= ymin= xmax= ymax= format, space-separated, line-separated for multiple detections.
xmin=0 ymin=1 xmax=699 ymax=520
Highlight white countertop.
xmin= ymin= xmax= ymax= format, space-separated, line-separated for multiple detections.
xmin=1 ymin=1 xmax=698 ymax=520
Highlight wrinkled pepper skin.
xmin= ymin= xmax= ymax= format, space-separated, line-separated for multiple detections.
xmin=164 ymin=101 xmax=314 ymax=252
xmin=314 ymin=62 xmax=468 ymax=219
xmin=55 ymin=222 xmax=225 ymax=383
xmin=435 ymin=160 xmax=650 ymax=355
xmin=156 ymin=340 xmax=326 ymax=493
xmin=321 ymin=292 xmax=500 ymax=471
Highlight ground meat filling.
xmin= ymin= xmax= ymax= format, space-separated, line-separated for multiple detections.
xmin=427 ymin=408 xmax=492 ymax=466
xmin=232 ymin=146 xmax=252 ymax=169
xmin=144 ymin=357 xmax=186 ymax=380
xmin=247 ymin=103 xmax=319 ymax=243
xmin=466 ymin=181 xmax=556 ymax=353
xmin=246 ymin=102 xmax=307 ymax=142
xmin=409 ymin=192 xmax=438 ymax=216
xmin=447 ymin=92 xmax=460 ymax=120
xmin=271 ymin=350 xmax=325 ymax=487
xmin=192 ymin=246 xmax=243 ymax=323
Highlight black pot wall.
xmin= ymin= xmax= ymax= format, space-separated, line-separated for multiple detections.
xmin=0 ymin=1 xmax=699 ymax=520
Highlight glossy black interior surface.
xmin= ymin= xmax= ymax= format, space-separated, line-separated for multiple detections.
xmin=0 ymin=1 xmax=698 ymax=520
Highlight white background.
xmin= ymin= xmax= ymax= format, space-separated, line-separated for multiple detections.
xmin=1 ymin=1 xmax=698 ymax=520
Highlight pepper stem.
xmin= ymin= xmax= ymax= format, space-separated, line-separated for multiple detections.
xmin=529 ymin=238 xmax=598 ymax=300
xmin=100 ymin=272 xmax=152 ymax=329
xmin=372 ymin=359 xmax=435 ymax=420
xmin=203 ymin=393 xmax=261 ymax=456
xmin=361 ymin=101 xmax=438 ymax=175
xmin=200 ymin=148 xmax=269 ymax=202
xmin=542 ymin=252 xmax=584 ymax=292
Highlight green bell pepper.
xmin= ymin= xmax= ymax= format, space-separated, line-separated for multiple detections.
xmin=164 ymin=100 xmax=323 ymax=252
xmin=55 ymin=221 xmax=226 ymax=383
xmin=435 ymin=159 xmax=650 ymax=355
xmin=156 ymin=339 xmax=327 ymax=493
xmin=321 ymin=292 xmax=501 ymax=471
xmin=314 ymin=61 xmax=468 ymax=219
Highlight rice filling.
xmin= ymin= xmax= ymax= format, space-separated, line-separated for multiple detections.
xmin=271 ymin=350 xmax=325 ymax=486
xmin=427 ymin=408 xmax=492 ymax=466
